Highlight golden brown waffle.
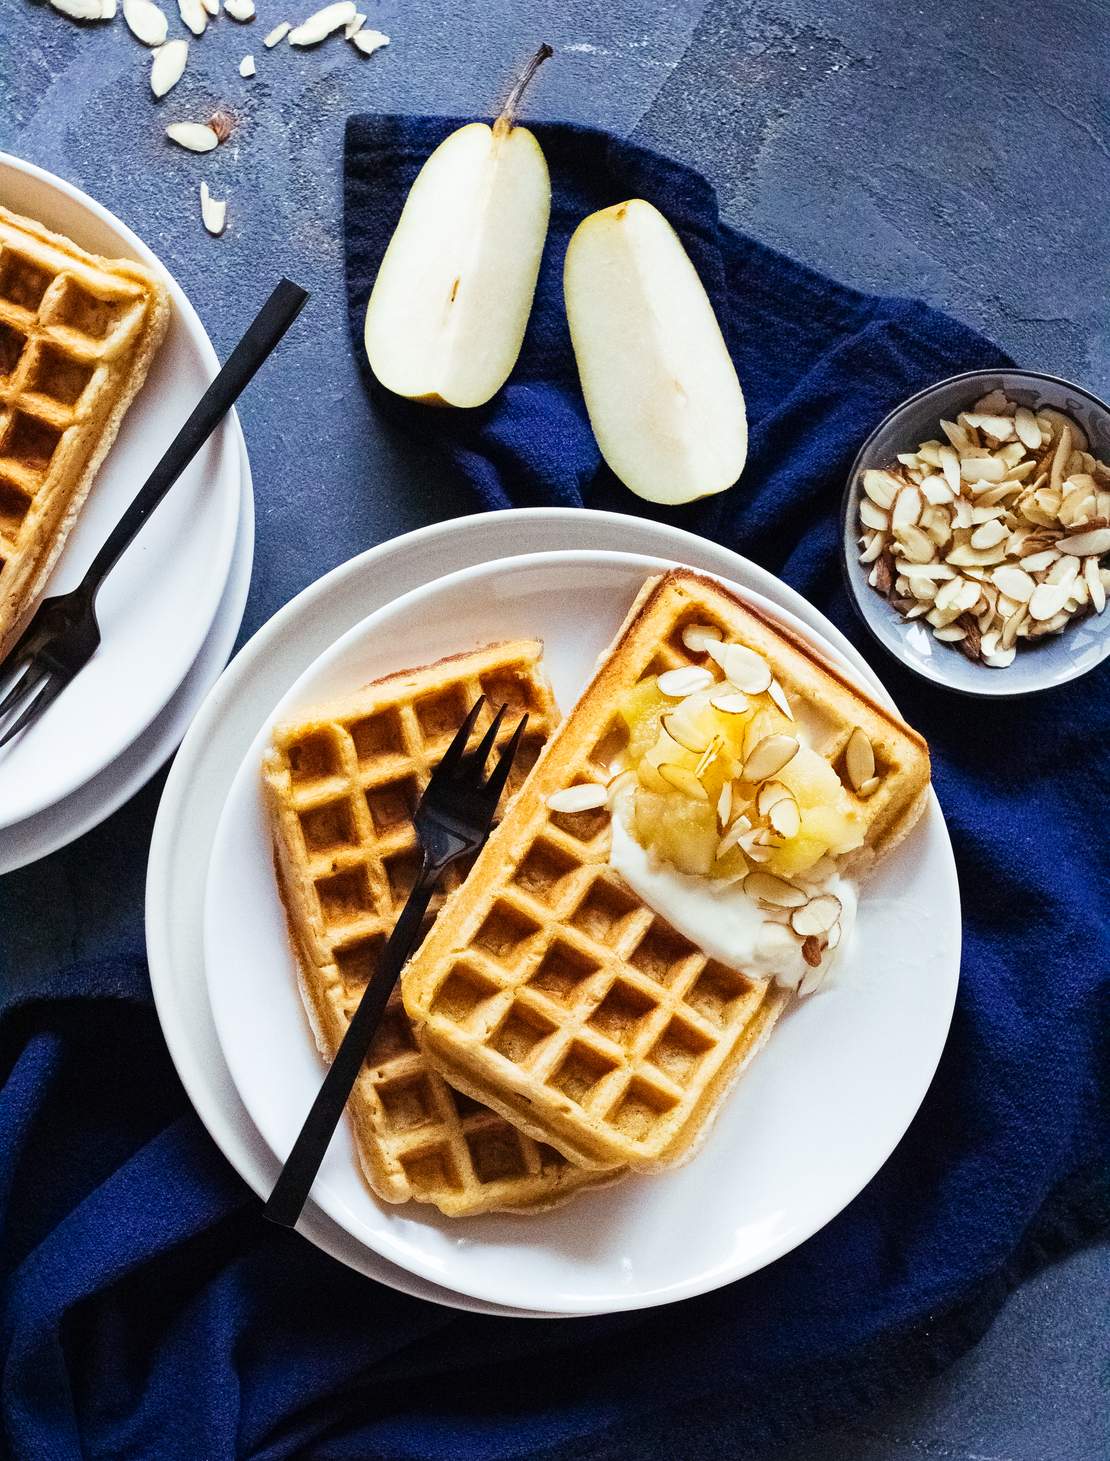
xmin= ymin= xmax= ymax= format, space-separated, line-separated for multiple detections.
xmin=402 ymin=569 xmax=931 ymax=1172
xmin=263 ymin=640 xmax=618 ymax=1216
xmin=0 ymin=205 xmax=170 ymax=660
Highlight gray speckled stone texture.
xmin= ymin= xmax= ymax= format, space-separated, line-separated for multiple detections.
xmin=0 ymin=0 xmax=1106 ymax=1455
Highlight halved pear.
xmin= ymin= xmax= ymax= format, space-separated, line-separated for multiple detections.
xmin=564 ymin=198 xmax=747 ymax=504
xmin=363 ymin=46 xmax=552 ymax=408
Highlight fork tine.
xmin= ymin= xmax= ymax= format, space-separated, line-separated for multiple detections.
xmin=0 ymin=669 xmax=67 ymax=749
xmin=467 ymin=702 xmax=507 ymax=776
xmin=0 ymin=660 xmax=49 ymax=723
xmin=483 ymin=713 xmax=529 ymax=806
xmin=434 ymin=695 xmax=485 ymax=781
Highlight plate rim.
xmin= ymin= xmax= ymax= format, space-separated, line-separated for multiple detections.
xmin=201 ymin=544 xmax=961 ymax=1316
xmin=0 ymin=150 xmax=242 ymax=824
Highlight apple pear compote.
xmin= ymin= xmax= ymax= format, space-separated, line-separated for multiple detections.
xmin=606 ymin=628 xmax=864 ymax=994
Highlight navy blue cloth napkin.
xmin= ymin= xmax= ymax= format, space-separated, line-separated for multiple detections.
xmin=1 ymin=119 xmax=1106 ymax=1461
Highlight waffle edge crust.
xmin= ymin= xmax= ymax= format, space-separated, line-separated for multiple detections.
xmin=263 ymin=639 xmax=621 ymax=1217
xmin=0 ymin=205 xmax=171 ymax=660
xmin=402 ymin=569 xmax=932 ymax=1173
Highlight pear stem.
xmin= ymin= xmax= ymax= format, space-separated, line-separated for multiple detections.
xmin=494 ymin=43 xmax=553 ymax=135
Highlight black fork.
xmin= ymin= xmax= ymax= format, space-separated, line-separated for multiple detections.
xmin=0 ymin=278 xmax=309 ymax=749
xmin=263 ymin=697 xmax=528 ymax=1229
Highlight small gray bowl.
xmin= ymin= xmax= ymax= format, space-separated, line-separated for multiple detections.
xmin=841 ymin=368 xmax=1110 ymax=697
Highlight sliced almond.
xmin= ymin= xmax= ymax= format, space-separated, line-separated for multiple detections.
xmin=694 ymin=735 xmax=724 ymax=781
xmin=1028 ymin=581 xmax=1070 ymax=622
xmin=959 ymin=454 xmax=1006 ymax=483
xmin=1057 ymin=526 xmax=1110 ymax=557
xmin=859 ymin=498 xmax=890 ymax=532
xmin=766 ymin=677 xmax=794 ymax=721
xmin=177 ymin=0 xmax=207 ymax=35
xmin=791 ymin=894 xmax=843 ymax=937
xmin=239 ymin=53 xmax=257 ymax=76
xmin=856 ymin=775 xmax=881 ymax=798
xmin=658 ymin=764 xmax=710 ymax=801
xmin=124 ymin=0 xmax=169 ymax=44
xmin=681 ymin=623 xmax=723 ymax=654
xmin=861 ymin=469 xmax=901 ymax=510
xmin=1019 ymin=548 xmax=1059 ymax=573
xmin=755 ymin=781 xmax=792 ymax=817
xmin=1013 ymin=407 xmax=1041 ymax=450
xmin=768 ymin=797 xmax=801 ymax=839
xmin=264 ymin=20 xmax=291 ymax=44
xmin=892 ymin=485 xmax=923 ymax=529
xmin=894 ymin=525 xmax=936 ymax=564
xmin=224 ymin=0 xmax=254 ymax=15
xmin=741 ymin=734 xmax=799 ymax=783
xmin=661 ymin=712 xmax=709 ymax=754
xmin=920 ymin=474 xmax=955 ymax=506
xmin=708 ymin=689 xmax=750 ymax=715
xmin=1084 ymin=556 xmax=1106 ymax=613
xmin=843 ymin=726 xmax=875 ymax=792
xmin=657 ymin=665 xmax=714 ymax=698
xmin=991 ymin=564 xmax=1035 ymax=602
xmin=288 ymin=1 xmax=356 ymax=44
xmin=969 ymin=518 xmax=1008 ymax=550
xmin=546 ymin=783 xmax=609 ymax=814
xmin=938 ymin=443 xmax=961 ymax=491
xmin=199 ymin=180 xmax=227 ymax=236
xmin=932 ymin=624 xmax=967 ymax=642
xmin=151 ymin=38 xmax=188 ymax=95
xmin=743 ymin=872 xmax=807 ymax=909
xmin=350 ymin=26 xmax=388 ymax=54
xmin=707 ymin=641 xmax=773 ymax=695
xmin=344 ymin=10 xmax=366 ymax=37
xmin=166 ymin=121 xmax=219 ymax=151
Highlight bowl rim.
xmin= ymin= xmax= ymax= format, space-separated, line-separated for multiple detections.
xmin=839 ymin=366 xmax=1110 ymax=700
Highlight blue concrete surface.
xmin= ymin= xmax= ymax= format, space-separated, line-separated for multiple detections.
xmin=1 ymin=0 xmax=1107 ymax=1455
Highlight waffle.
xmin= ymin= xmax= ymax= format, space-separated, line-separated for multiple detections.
xmin=0 ymin=205 xmax=170 ymax=660
xmin=264 ymin=640 xmax=618 ymax=1216
xmin=402 ymin=569 xmax=931 ymax=1172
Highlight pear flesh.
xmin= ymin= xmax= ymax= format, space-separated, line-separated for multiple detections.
xmin=564 ymin=199 xmax=747 ymax=505
xmin=364 ymin=121 xmax=550 ymax=408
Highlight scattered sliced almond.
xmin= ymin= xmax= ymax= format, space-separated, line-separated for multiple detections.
xmin=741 ymin=733 xmax=799 ymax=783
xmin=681 ymin=623 xmax=723 ymax=654
xmin=1058 ymin=526 xmax=1110 ymax=557
xmin=743 ymin=872 xmax=807 ymax=909
xmin=350 ymin=25 xmax=388 ymax=54
xmin=166 ymin=120 xmax=219 ymax=151
xmin=264 ymin=20 xmax=291 ymax=44
xmin=49 ymin=0 xmax=110 ymax=17
xmin=661 ymin=712 xmax=709 ymax=754
xmin=239 ymin=53 xmax=256 ymax=76
xmin=706 ymin=640 xmax=773 ymax=695
xmin=124 ymin=0 xmax=168 ymax=44
xmin=151 ymin=37 xmax=188 ymax=95
xmin=224 ymin=0 xmax=254 ymax=16
xmin=708 ymin=688 xmax=750 ymax=715
xmin=694 ymin=735 xmax=724 ymax=781
xmin=605 ymin=768 xmax=638 ymax=806
xmin=545 ymin=784 xmax=608 ymax=814
xmin=716 ymin=781 xmax=733 ymax=828
xmin=791 ymin=894 xmax=842 ymax=937
xmin=768 ymin=797 xmax=800 ymax=839
xmin=766 ymin=678 xmax=794 ymax=720
xmin=288 ymin=1 xmax=355 ymax=45
xmin=843 ymin=727 xmax=875 ymax=793
xmin=199 ymin=180 xmax=226 ymax=236
xmin=178 ymin=0 xmax=207 ymax=35
xmin=344 ymin=10 xmax=366 ymax=38
xmin=657 ymin=665 xmax=714 ymax=698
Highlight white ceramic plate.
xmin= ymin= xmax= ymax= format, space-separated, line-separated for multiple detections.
xmin=204 ymin=549 xmax=960 ymax=1317
xmin=0 ymin=152 xmax=241 ymax=826
xmin=0 ymin=435 xmax=253 ymax=875
xmin=146 ymin=509 xmax=949 ymax=1316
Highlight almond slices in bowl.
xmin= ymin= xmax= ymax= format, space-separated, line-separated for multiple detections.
xmin=857 ymin=389 xmax=1110 ymax=668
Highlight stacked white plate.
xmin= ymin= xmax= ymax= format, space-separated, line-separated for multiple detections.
xmin=0 ymin=155 xmax=252 ymax=873
xmin=148 ymin=508 xmax=961 ymax=1319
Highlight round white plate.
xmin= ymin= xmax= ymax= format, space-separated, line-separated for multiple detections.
xmin=0 ymin=152 xmax=241 ymax=827
xmin=0 ymin=434 xmax=253 ymax=875
xmin=146 ymin=509 xmax=953 ymax=1316
xmin=204 ymin=548 xmax=960 ymax=1317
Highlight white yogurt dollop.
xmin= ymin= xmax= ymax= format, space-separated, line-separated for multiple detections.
xmin=608 ymin=795 xmax=856 ymax=990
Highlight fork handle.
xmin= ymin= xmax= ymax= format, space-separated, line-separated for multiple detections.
xmin=79 ymin=278 xmax=308 ymax=596
xmin=263 ymin=859 xmax=437 ymax=1229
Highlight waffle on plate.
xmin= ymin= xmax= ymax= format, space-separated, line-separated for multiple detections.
xmin=0 ymin=205 xmax=170 ymax=659
xmin=264 ymin=640 xmax=620 ymax=1216
xmin=402 ymin=569 xmax=931 ymax=1173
